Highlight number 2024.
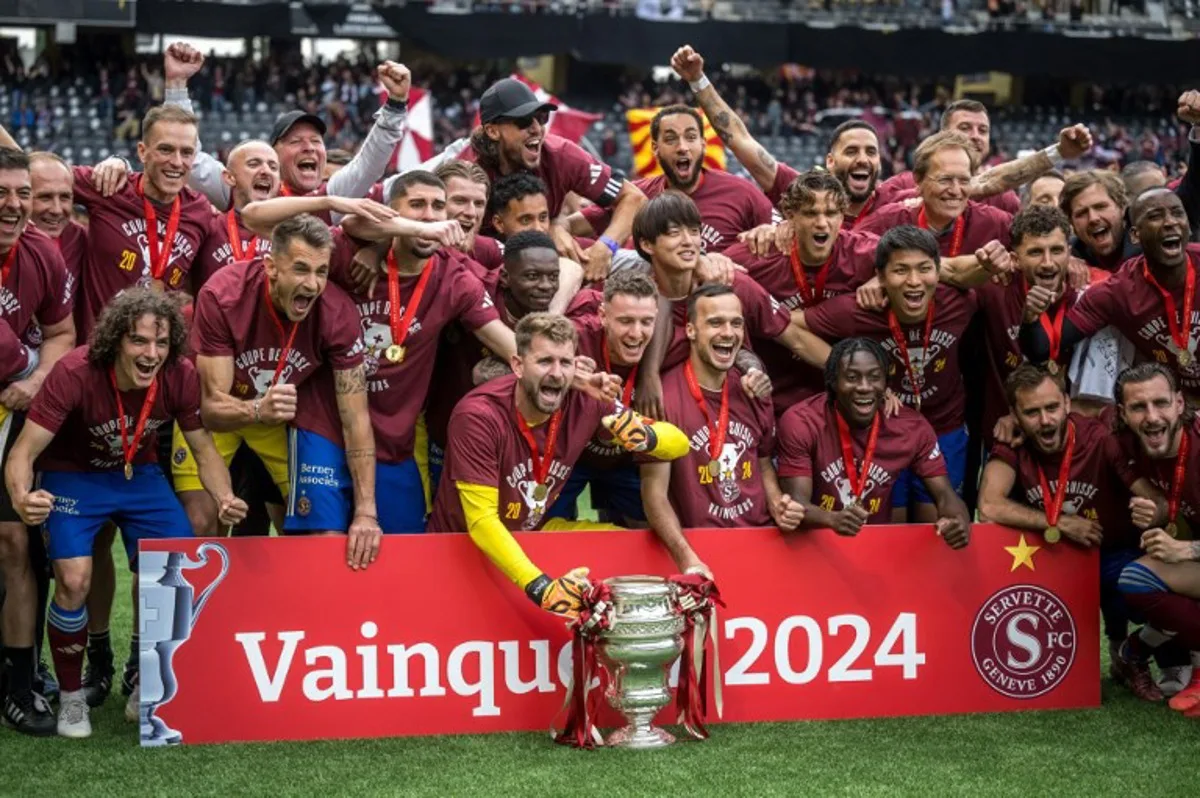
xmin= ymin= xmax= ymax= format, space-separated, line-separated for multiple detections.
xmin=724 ymin=613 xmax=925 ymax=685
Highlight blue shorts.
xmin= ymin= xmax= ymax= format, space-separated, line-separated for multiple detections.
xmin=549 ymin=462 xmax=645 ymax=523
xmin=41 ymin=465 xmax=192 ymax=567
xmin=891 ymin=424 xmax=968 ymax=509
xmin=284 ymin=428 xmax=426 ymax=534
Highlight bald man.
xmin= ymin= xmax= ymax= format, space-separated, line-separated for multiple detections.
xmin=194 ymin=139 xmax=281 ymax=287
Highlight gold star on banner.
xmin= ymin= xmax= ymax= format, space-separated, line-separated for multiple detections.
xmin=1004 ymin=533 xmax=1040 ymax=572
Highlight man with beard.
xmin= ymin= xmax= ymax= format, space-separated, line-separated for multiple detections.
xmin=284 ymin=171 xmax=515 ymax=533
xmin=572 ymin=105 xmax=775 ymax=254
xmin=0 ymin=148 xmax=75 ymax=735
xmin=1022 ymin=189 xmax=1200 ymax=404
xmin=183 ymin=215 xmax=379 ymax=567
xmin=721 ymin=171 xmax=878 ymax=415
xmin=550 ymin=270 xmax=660 ymax=525
xmin=978 ymin=365 xmax=1173 ymax=696
xmin=1022 ymin=171 xmax=1065 ymax=210
xmin=778 ymin=337 xmax=969 ymax=546
xmin=427 ymin=313 xmax=686 ymax=618
xmin=4 ymin=289 xmax=246 ymax=738
xmin=462 ymin=77 xmax=645 ymax=280
xmin=1112 ymin=364 xmax=1200 ymax=706
xmin=192 ymin=140 xmax=281 ymax=285
xmin=641 ymin=285 xmax=804 ymax=578
xmin=1060 ymin=170 xmax=1138 ymax=272
xmin=146 ymin=42 xmax=412 ymax=221
xmin=798 ymin=226 xmax=990 ymax=521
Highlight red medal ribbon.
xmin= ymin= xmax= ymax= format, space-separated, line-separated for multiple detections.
xmin=514 ymin=404 xmax=563 ymax=490
xmin=138 ymin=180 xmax=181 ymax=280
xmin=917 ymin=206 xmax=965 ymax=258
xmin=835 ymin=408 xmax=881 ymax=506
xmin=1035 ymin=421 xmax=1076 ymax=526
xmin=1167 ymin=430 xmax=1190 ymax=525
xmin=109 ymin=368 xmax=159 ymax=472
xmin=886 ymin=296 xmax=937 ymax=407
xmin=280 ymin=184 xmax=294 ymax=198
xmin=552 ymin=582 xmax=612 ymax=749
xmin=0 ymin=235 xmax=20 ymax=286
xmin=1141 ymin=255 xmax=1195 ymax=358
xmin=787 ymin=238 xmax=832 ymax=308
xmin=262 ymin=279 xmax=300 ymax=386
xmin=601 ymin=334 xmax=638 ymax=407
xmin=226 ymin=210 xmax=257 ymax=262
xmin=684 ymin=359 xmax=730 ymax=462
xmin=385 ymin=250 xmax=434 ymax=356
xmin=849 ymin=192 xmax=877 ymax=230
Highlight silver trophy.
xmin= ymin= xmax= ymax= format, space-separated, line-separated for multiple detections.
xmin=138 ymin=542 xmax=230 ymax=747
xmin=596 ymin=575 xmax=685 ymax=749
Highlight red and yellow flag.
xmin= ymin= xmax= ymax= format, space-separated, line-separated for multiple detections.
xmin=626 ymin=108 xmax=727 ymax=179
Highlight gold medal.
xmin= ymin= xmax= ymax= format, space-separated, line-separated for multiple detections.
xmin=1167 ymin=522 xmax=1179 ymax=538
xmin=532 ymin=483 xmax=548 ymax=502
xmin=707 ymin=459 xmax=719 ymax=478
xmin=845 ymin=497 xmax=859 ymax=512
xmin=1046 ymin=360 xmax=1059 ymax=375
xmin=1178 ymin=349 xmax=1193 ymax=368
xmin=124 ymin=463 xmax=133 ymax=480
xmin=385 ymin=344 xmax=405 ymax=364
xmin=1044 ymin=525 xmax=1060 ymax=544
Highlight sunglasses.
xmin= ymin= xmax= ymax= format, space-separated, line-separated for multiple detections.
xmin=503 ymin=109 xmax=551 ymax=130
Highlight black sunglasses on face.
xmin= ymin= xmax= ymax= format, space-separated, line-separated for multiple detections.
xmin=504 ymin=109 xmax=551 ymax=130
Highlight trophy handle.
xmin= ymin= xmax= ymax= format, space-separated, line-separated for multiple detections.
xmin=187 ymin=542 xmax=230 ymax=620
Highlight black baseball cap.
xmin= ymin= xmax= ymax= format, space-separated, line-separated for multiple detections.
xmin=479 ymin=78 xmax=557 ymax=125
xmin=270 ymin=110 xmax=327 ymax=146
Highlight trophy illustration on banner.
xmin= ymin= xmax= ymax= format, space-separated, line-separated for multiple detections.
xmin=138 ymin=542 xmax=230 ymax=747
xmin=554 ymin=574 xmax=723 ymax=750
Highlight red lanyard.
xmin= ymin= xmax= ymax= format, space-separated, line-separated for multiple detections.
xmin=1166 ymin=431 xmax=1191 ymax=535
xmin=787 ymin=238 xmax=832 ymax=308
xmin=684 ymin=359 xmax=729 ymax=474
xmin=109 ymin=368 xmax=158 ymax=480
xmin=383 ymin=250 xmax=433 ymax=364
xmin=0 ymin=235 xmax=19 ymax=285
xmin=601 ymin=334 xmax=637 ymax=408
xmin=138 ymin=180 xmax=181 ymax=280
xmin=917 ymin=206 xmax=965 ymax=258
xmin=514 ymin=405 xmax=562 ymax=500
xmin=1023 ymin=276 xmax=1069 ymax=372
xmin=262 ymin=280 xmax=300 ymax=386
xmin=1141 ymin=255 xmax=1195 ymax=366
xmin=1036 ymin=421 xmax=1076 ymax=537
xmin=886 ymin=297 xmax=936 ymax=411
xmin=226 ymin=210 xmax=257 ymax=261
xmin=835 ymin=408 xmax=880 ymax=508
xmin=280 ymin=184 xmax=294 ymax=197
xmin=850 ymin=193 xmax=877 ymax=230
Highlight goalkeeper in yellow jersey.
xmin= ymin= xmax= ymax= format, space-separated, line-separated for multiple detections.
xmin=427 ymin=313 xmax=689 ymax=617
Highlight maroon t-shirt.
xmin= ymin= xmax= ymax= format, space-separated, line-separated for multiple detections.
xmin=1114 ymin=417 xmax=1200 ymax=528
xmin=654 ymin=362 xmax=775 ymax=527
xmin=0 ymin=228 xmax=73 ymax=390
xmin=776 ymin=395 xmax=946 ymax=522
xmin=992 ymin=414 xmax=1135 ymax=548
xmin=302 ymin=237 xmax=501 ymax=462
xmin=583 ymin=170 xmax=774 ymax=254
xmin=190 ymin=257 xmax=364 ymax=403
xmin=461 ymin=134 xmax=620 ymax=225
xmin=859 ymin=200 xmax=1012 ymax=255
xmin=472 ymin=236 xmax=504 ymax=272
xmin=1068 ymin=248 xmax=1200 ymax=401
xmin=879 ymin=171 xmax=1021 ymax=215
xmin=194 ymin=209 xmax=272 ymax=289
xmin=27 ymin=346 xmax=202 ymax=472
xmin=805 ymin=284 xmax=978 ymax=434
xmin=726 ymin=230 xmax=878 ymax=415
xmin=765 ymin=162 xmax=907 ymax=230
xmin=663 ymin=272 xmax=792 ymax=370
xmin=976 ymin=278 xmax=1082 ymax=449
xmin=427 ymin=373 xmax=615 ymax=533
xmin=71 ymin=169 xmax=216 ymax=339
xmin=49 ymin=220 xmax=87 ymax=337
xmin=572 ymin=313 xmax=638 ymax=470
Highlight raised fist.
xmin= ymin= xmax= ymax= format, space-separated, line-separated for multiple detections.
xmin=164 ymin=42 xmax=204 ymax=84
xmin=671 ymin=46 xmax=705 ymax=84
xmin=378 ymin=62 xmax=411 ymax=103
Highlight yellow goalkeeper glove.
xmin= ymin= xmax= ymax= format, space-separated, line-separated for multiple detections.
xmin=525 ymin=567 xmax=591 ymax=618
xmin=601 ymin=408 xmax=657 ymax=453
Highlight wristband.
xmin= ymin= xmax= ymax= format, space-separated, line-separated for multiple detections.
xmin=599 ymin=235 xmax=620 ymax=255
xmin=1042 ymin=143 xmax=1064 ymax=166
xmin=524 ymin=574 xmax=551 ymax=605
xmin=688 ymin=75 xmax=711 ymax=93
xmin=385 ymin=97 xmax=408 ymax=112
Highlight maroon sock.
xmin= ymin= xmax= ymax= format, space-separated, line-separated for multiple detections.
xmin=47 ymin=602 xmax=88 ymax=693
xmin=1124 ymin=591 xmax=1200 ymax=651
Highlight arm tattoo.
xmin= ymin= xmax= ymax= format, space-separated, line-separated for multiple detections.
xmin=755 ymin=146 xmax=776 ymax=172
xmin=973 ymin=151 xmax=1051 ymax=196
xmin=734 ymin=347 xmax=765 ymax=373
xmin=334 ymin=364 xmax=367 ymax=395
xmin=711 ymin=111 xmax=735 ymax=145
xmin=346 ymin=447 xmax=374 ymax=462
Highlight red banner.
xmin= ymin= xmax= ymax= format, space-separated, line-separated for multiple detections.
xmin=137 ymin=525 xmax=1099 ymax=746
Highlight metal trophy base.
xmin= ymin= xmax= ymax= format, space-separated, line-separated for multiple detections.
xmin=140 ymin=705 xmax=182 ymax=747
xmin=605 ymin=724 xmax=676 ymax=750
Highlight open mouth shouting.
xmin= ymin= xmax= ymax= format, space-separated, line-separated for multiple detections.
xmin=811 ymin=231 xmax=832 ymax=250
xmin=1086 ymin=222 xmax=1114 ymax=253
xmin=673 ymin=154 xmax=697 ymax=185
xmin=295 ymin=156 xmax=321 ymax=186
xmin=709 ymin=338 xmax=738 ymax=369
xmin=1034 ymin=424 xmax=1062 ymax=452
xmin=1031 ymin=265 xmax=1062 ymax=291
xmin=900 ymin=287 xmax=930 ymax=315
xmin=847 ymin=391 xmax=879 ymax=421
xmin=291 ymin=291 xmax=316 ymax=319
xmin=132 ymin=358 xmax=160 ymax=384
xmin=1139 ymin=422 xmax=1171 ymax=455
xmin=251 ymin=173 xmax=276 ymax=201
xmin=1160 ymin=231 xmax=1184 ymax=259
xmin=536 ymin=379 xmax=566 ymax=411
xmin=845 ymin=168 xmax=873 ymax=198
xmin=617 ymin=336 xmax=648 ymax=363
xmin=0 ymin=210 xmax=25 ymax=238
xmin=522 ymin=135 xmax=543 ymax=165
